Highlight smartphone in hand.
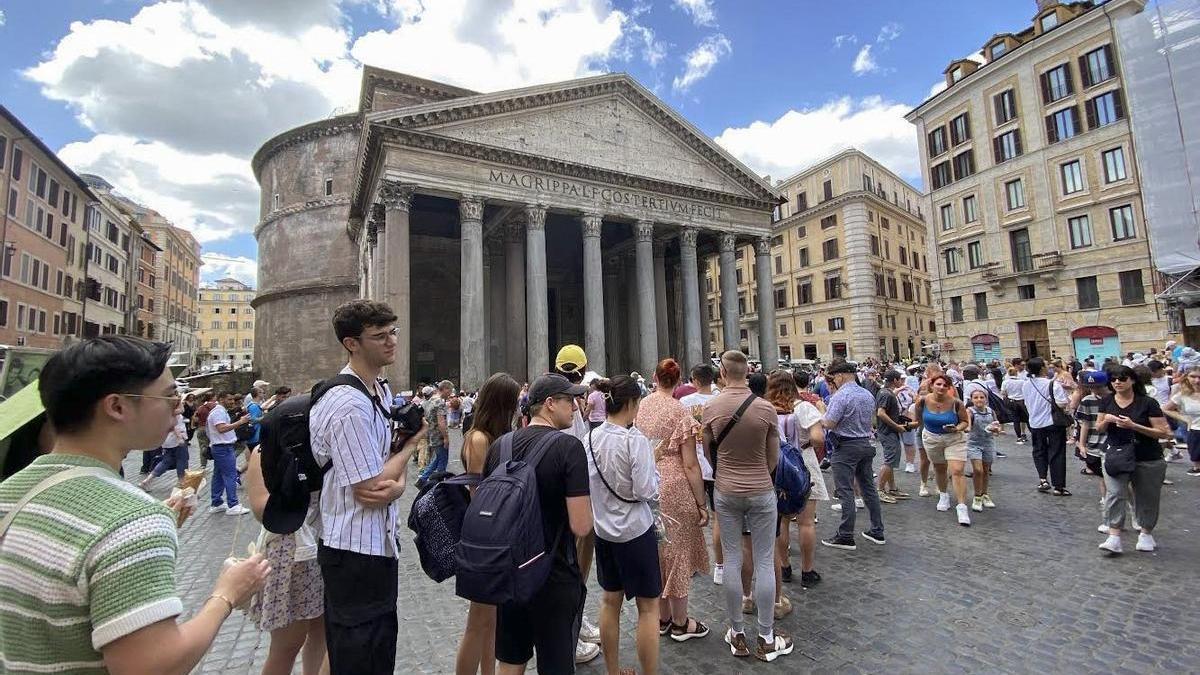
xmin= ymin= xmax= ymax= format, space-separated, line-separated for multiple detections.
xmin=943 ymin=423 xmax=958 ymax=432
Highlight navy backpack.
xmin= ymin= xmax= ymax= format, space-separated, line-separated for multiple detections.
xmin=775 ymin=415 xmax=812 ymax=515
xmin=455 ymin=431 xmax=560 ymax=605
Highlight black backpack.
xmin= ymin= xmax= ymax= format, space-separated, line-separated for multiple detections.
xmin=407 ymin=471 xmax=479 ymax=582
xmin=258 ymin=374 xmax=390 ymax=534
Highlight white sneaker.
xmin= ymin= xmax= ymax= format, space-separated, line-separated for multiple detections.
xmin=854 ymin=497 xmax=865 ymax=509
xmin=225 ymin=505 xmax=250 ymax=516
xmin=574 ymin=640 xmax=600 ymax=664
xmin=208 ymin=504 xmax=227 ymax=514
xmin=1136 ymin=532 xmax=1156 ymax=552
xmin=918 ymin=483 xmax=931 ymax=497
xmin=1099 ymin=535 xmax=1123 ymax=554
xmin=579 ymin=616 xmax=600 ymax=644
xmin=956 ymin=503 xmax=971 ymax=527
xmin=1098 ymin=523 xmax=1111 ymax=534
xmin=936 ymin=493 xmax=951 ymax=512
xmin=831 ymin=502 xmax=842 ymax=511
xmin=712 ymin=564 xmax=724 ymax=585
xmin=904 ymin=463 xmax=917 ymax=474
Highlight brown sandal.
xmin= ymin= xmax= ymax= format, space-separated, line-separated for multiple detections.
xmin=668 ymin=617 xmax=710 ymax=642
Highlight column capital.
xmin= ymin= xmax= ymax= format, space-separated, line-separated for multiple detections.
xmin=635 ymin=220 xmax=655 ymax=242
xmin=580 ymin=212 xmax=603 ymax=238
xmin=718 ymin=233 xmax=737 ymax=253
xmin=366 ymin=220 xmax=379 ymax=247
xmin=459 ymin=195 xmax=485 ymax=222
xmin=754 ymin=236 xmax=772 ymax=257
xmin=525 ymin=203 xmax=548 ymax=231
xmin=679 ymin=226 xmax=699 ymax=248
xmin=378 ymin=180 xmax=417 ymax=212
xmin=369 ymin=202 xmax=386 ymax=231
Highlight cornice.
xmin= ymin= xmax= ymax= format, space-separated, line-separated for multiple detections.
xmin=255 ymin=197 xmax=351 ymax=238
xmin=774 ymin=190 xmax=928 ymax=233
xmin=251 ymin=115 xmax=362 ymax=179
xmin=353 ymin=128 xmax=777 ymax=219
xmin=250 ymin=276 xmax=360 ymax=308
xmin=358 ymin=66 xmax=477 ymax=114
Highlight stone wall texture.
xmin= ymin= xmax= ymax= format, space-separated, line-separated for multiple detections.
xmin=253 ymin=120 xmax=362 ymax=389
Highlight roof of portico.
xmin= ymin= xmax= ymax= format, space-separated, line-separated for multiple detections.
xmin=348 ymin=68 xmax=780 ymax=223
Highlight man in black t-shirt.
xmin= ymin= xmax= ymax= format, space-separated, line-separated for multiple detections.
xmin=482 ymin=373 xmax=592 ymax=673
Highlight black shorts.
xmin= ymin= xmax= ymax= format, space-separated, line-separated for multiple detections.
xmin=1084 ymin=454 xmax=1104 ymax=476
xmin=595 ymin=526 xmax=663 ymax=600
xmin=497 ymin=579 xmax=585 ymax=672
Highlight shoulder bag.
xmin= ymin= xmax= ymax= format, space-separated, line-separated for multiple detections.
xmin=1046 ymin=381 xmax=1073 ymax=428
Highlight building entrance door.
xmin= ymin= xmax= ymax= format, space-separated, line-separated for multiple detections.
xmin=1017 ymin=320 xmax=1050 ymax=360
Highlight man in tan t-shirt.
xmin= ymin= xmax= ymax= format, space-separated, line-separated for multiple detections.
xmin=702 ymin=350 xmax=792 ymax=662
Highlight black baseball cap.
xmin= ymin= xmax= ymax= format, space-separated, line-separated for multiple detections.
xmin=527 ymin=373 xmax=587 ymax=404
xmin=883 ymin=370 xmax=904 ymax=382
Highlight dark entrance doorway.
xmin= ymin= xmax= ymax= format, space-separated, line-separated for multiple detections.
xmin=1017 ymin=320 xmax=1049 ymax=360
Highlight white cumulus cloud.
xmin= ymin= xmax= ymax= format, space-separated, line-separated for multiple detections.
xmin=876 ymin=22 xmax=901 ymax=43
xmin=201 ymin=253 xmax=259 ymax=286
xmin=832 ymin=34 xmax=857 ymax=49
xmin=25 ymin=0 xmax=640 ymax=267
xmin=0 ymin=9 xmax=7 ymax=27
xmin=672 ymin=0 xmax=716 ymax=26
xmin=714 ymin=96 xmax=921 ymax=185
xmin=852 ymin=44 xmax=877 ymax=75
xmin=672 ymin=33 xmax=731 ymax=93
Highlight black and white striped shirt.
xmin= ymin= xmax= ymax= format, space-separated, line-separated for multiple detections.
xmin=310 ymin=366 xmax=396 ymax=557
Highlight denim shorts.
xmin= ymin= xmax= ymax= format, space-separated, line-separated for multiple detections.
xmin=966 ymin=444 xmax=995 ymax=463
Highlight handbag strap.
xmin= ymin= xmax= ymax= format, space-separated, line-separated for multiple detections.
xmin=587 ymin=427 xmax=639 ymax=504
xmin=714 ymin=394 xmax=757 ymax=450
xmin=0 ymin=467 xmax=111 ymax=542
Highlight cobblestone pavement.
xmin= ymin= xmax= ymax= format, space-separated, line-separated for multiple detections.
xmin=133 ymin=430 xmax=1200 ymax=674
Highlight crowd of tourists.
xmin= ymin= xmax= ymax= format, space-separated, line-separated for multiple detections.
xmin=0 ymin=300 xmax=1195 ymax=674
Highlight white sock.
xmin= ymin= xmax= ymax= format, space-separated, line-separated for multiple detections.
xmin=760 ymin=631 xmax=774 ymax=644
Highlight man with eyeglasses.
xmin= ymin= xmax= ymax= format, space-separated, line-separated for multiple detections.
xmin=207 ymin=390 xmax=253 ymax=516
xmin=0 ymin=336 xmax=270 ymax=674
xmin=311 ymin=300 xmax=417 ymax=674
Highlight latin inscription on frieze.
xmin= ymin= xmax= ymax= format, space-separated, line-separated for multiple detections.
xmin=488 ymin=169 xmax=727 ymax=221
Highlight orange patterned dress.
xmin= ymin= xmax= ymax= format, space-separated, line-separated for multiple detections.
xmin=635 ymin=391 xmax=709 ymax=599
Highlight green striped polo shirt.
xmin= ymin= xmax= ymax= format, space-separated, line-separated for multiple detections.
xmin=0 ymin=454 xmax=181 ymax=674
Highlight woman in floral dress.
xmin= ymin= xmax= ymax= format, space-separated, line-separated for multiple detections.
xmin=635 ymin=358 xmax=711 ymax=643
xmin=245 ymin=448 xmax=327 ymax=675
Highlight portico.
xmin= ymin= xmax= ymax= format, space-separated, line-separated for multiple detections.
xmin=346 ymin=70 xmax=780 ymax=390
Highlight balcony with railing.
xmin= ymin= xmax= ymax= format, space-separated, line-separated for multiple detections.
xmin=979 ymin=251 xmax=1065 ymax=294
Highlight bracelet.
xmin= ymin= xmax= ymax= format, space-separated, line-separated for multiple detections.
xmin=208 ymin=593 xmax=235 ymax=616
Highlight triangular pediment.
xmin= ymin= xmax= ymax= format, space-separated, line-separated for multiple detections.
xmin=368 ymin=74 xmax=776 ymax=202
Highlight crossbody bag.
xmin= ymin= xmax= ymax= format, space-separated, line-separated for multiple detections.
xmin=587 ymin=428 xmax=671 ymax=541
xmin=1035 ymin=380 xmax=1073 ymax=428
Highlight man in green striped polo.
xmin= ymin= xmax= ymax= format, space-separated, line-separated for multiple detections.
xmin=0 ymin=336 xmax=269 ymax=674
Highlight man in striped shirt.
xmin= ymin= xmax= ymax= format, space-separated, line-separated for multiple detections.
xmin=0 ymin=336 xmax=269 ymax=675
xmin=312 ymin=300 xmax=420 ymax=674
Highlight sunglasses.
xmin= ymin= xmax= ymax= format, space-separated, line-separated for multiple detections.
xmin=1112 ymin=375 xmax=1131 ymax=382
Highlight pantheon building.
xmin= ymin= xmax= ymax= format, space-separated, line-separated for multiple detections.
xmin=253 ymin=66 xmax=781 ymax=390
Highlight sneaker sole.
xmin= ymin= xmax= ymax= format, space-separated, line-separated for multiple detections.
xmin=861 ymin=536 xmax=885 ymax=545
xmin=821 ymin=540 xmax=857 ymax=550
xmin=756 ymin=643 xmax=794 ymax=662
xmin=725 ymin=634 xmax=750 ymax=658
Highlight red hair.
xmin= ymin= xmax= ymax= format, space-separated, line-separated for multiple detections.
xmin=928 ymin=374 xmax=956 ymax=396
xmin=655 ymin=358 xmax=681 ymax=389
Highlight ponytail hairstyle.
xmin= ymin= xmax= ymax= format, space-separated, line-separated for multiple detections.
xmin=594 ymin=376 xmax=641 ymax=416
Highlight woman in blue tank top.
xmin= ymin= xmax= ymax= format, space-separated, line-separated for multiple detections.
xmin=916 ymin=375 xmax=971 ymax=524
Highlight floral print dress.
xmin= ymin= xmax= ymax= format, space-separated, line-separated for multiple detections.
xmin=635 ymin=392 xmax=709 ymax=599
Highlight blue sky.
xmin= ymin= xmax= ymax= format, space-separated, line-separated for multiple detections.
xmin=0 ymin=0 xmax=1037 ymax=285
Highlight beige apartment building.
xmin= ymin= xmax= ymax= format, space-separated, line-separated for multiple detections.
xmin=79 ymin=178 xmax=134 ymax=337
xmin=196 ymin=278 xmax=256 ymax=369
xmin=0 ymin=104 xmax=97 ymax=348
xmin=906 ymin=0 xmax=1166 ymax=364
xmin=141 ymin=218 xmax=201 ymax=361
xmin=705 ymin=149 xmax=937 ymax=363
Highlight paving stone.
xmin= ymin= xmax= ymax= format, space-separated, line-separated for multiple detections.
xmin=121 ymin=429 xmax=1200 ymax=673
